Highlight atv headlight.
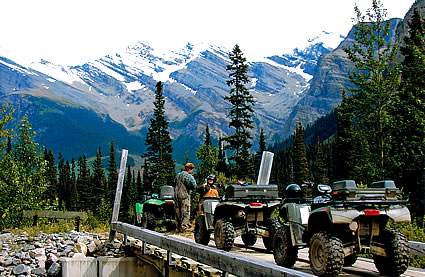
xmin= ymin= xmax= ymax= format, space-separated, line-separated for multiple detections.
xmin=349 ymin=221 xmax=359 ymax=232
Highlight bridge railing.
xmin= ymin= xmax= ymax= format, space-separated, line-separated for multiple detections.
xmin=111 ymin=221 xmax=315 ymax=277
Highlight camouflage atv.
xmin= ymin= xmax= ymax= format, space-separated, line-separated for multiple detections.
xmin=134 ymin=185 xmax=176 ymax=232
xmin=194 ymin=183 xmax=282 ymax=251
xmin=273 ymin=180 xmax=411 ymax=277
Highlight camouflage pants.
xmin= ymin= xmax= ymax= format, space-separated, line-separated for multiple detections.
xmin=176 ymin=198 xmax=192 ymax=232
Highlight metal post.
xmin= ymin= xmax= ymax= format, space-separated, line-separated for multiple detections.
xmin=109 ymin=149 xmax=128 ymax=242
xmin=256 ymin=151 xmax=274 ymax=185
xmin=75 ymin=217 xmax=80 ymax=232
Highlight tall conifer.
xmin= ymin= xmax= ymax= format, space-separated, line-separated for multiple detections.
xmin=77 ymin=154 xmax=92 ymax=211
xmin=223 ymin=44 xmax=256 ymax=179
xmin=107 ymin=141 xmax=118 ymax=203
xmin=143 ymin=81 xmax=176 ymax=192
xmin=92 ymin=147 xmax=106 ymax=212
xmin=293 ymin=123 xmax=310 ymax=185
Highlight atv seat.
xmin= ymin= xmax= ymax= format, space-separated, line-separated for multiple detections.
xmin=159 ymin=185 xmax=175 ymax=200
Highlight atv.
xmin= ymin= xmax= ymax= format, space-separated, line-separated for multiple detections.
xmin=194 ymin=183 xmax=282 ymax=251
xmin=273 ymin=180 xmax=411 ymax=277
xmin=134 ymin=185 xmax=176 ymax=232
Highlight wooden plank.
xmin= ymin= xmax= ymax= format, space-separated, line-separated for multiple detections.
xmin=111 ymin=221 xmax=315 ymax=277
xmin=109 ymin=149 xmax=128 ymax=242
xmin=409 ymin=241 xmax=425 ymax=257
xmin=22 ymin=210 xmax=87 ymax=220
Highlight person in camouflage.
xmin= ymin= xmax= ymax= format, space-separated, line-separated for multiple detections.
xmin=175 ymin=162 xmax=197 ymax=232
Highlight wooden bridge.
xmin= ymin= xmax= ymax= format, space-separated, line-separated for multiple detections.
xmin=107 ymin=149 xmax=425 ymax=277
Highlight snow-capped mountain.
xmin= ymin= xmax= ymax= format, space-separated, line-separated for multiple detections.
xmin=0 ymin=31 xmax=345 ymax=161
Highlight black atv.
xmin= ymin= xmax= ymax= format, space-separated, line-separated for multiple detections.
xmin=273 ymin=180 xmax=411 ymax=277
xmin=194 ymin=183 xmax=282 ymax=251
xmin=134 ymin=185 xmax=176 ymax=232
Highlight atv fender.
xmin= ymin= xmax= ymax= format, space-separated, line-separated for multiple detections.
xmin=311 ymin=206 xmax=411 ymax=224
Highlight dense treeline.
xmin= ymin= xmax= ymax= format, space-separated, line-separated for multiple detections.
xmin=271 ymin=2 xmax=425 ymax=223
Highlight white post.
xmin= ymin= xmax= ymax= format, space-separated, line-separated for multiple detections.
xmin=256 ymin=151 xmax=274 ymax=185
xmin=109 ymin=149 xmax=128 ymax=242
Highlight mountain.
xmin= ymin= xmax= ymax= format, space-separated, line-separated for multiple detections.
xmin=281 ymin=18 xmax=403 ymax=137
xmin=0 ymin=32 xmax=343 ymax=162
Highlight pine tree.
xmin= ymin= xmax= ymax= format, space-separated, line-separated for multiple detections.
xmin=254 ymin=128 xmax=266 ymax=179
xmin=331 ymin=91 xmax=356 ymax=182
xmin=195 ymin=125 xmax=218 ymax=183
xmin=57 ymin=152 xmax=66 ymax=209
xmin=390 ymin=6 xmax=425 ymax=221
xmin=120 ymin=165 xmax=132 ymax=222
xmin=343 ymin=0 xmax=400 ymax=180
xmin=43 ymin=149 xmax=57 ymax=204
xmin=223 ymin=44 xmax=256 ymax=179
xmin=293 ymin=123 xmax=310 ymax=185
xmin=204 ymin=123 xmax=212 ymax=147
xmin=141 ymin=159 xmax=152 ymax=192
xmin=107 ymin=141 xmax=118 ymax=203
xmin=136 ymin=170 xmax=143 ymax=196
xmin=216 ymin=135 xmax=228 ymax=175
xmin=143 ymin=81 xmax=176 ymax=192
xmin=69 ymin=158 xmax=78 ymax=210
xmin=77 ymin=154 xmax=92 ymax=211
xmin=92 ymin=147 xmax=106 ymax=214
xmin=258 ymin=128 xmax=266 ymax=153
xmin=312 ymin=137 xmax=328 ymax=184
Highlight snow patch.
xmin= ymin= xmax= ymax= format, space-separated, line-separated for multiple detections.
xmin=125 ymin=81 xmax=143 ymax=92
xmin=0 ymin=59 xmax=37 ymax=76
xmin=262 ymin=57 xmax=313 ymax=81
xmin=179 ymin=82 xmax=197 ymax=95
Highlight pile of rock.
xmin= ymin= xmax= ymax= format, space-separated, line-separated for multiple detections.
xmin=0 ymin=230 xmax=126 ymax=276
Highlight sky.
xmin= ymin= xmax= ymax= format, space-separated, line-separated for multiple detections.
xmin=0 ymin=0 xmax=416 ymax=65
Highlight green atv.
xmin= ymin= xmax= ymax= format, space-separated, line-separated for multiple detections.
xmin=273 ymin=180 xmax=411 ymax=277
xmin=134 ymin=185 xmax=176 ymax=232
xmin=194 ymin=183 xmax=282 ymax=251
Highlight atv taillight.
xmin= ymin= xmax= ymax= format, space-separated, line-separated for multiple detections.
xmin=165 ymin=200 xmax=174 ymax=205
xmin=250 ymin=202 xmax=262 ymax=207
xmin=364 ymin=209 xmax=380 ymax=216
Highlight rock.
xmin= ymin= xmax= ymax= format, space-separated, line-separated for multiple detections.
xmin=12 ymin=264 xmax=30 ymax=275
xmin=87 ymin=241 xmax=97 ymax=254
xmin=0 ymin=230 xmax=127 ymax=276
xmin=73 ymin=242 xmax=87 ymax=256
xmin=3 ymin=257 xmax=13 ymax=266
xmin=46 ymin=253 xmax=58 ymax=265
xmin=22 ymin=244 xmax=35 ymax=252
xmin=29 ymin=248 xmax=46 ymax=268
xmin=47 ymin=262 xmax=61 ymax=276
xmin=32 ymin=266 xmax=46 ymax=276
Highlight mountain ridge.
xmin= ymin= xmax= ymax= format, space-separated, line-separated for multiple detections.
xmin=0 ymin=31 xmax=346 ymax=162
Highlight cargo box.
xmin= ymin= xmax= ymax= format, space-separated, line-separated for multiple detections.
xmin=332 ymin=180 xmax=400 ymax=201
xmin=225 ymin=184 xmax=279 ymax=199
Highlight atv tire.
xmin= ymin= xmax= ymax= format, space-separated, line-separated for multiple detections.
xmin=241 ymin=234 xmax=257 ymax=246
xmin=373 ymin=229 xmax=409 ymax=276
xmin=344 ymin=254 xmax=357 ymax=267
xmin=214 ymin=217 xmax=234 ymax=251
xmin=142 ymin=211 xmax=156 ymax=230
xmin=309 ymin=231 xmax=344 ymax=277
xmin=263 ymin=217 xmax=281 ymax=251
xmin=194 ymin=215 xmax=211 ymax=245
xmin=273 ymin=224 xmax=298 ymax=268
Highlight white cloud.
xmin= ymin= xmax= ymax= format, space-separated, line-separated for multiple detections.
xmin=0 ymin=0 xmax=415 ymax=65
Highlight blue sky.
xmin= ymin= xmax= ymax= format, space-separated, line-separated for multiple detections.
xmin=0 ymin=0 xmax=416 ymax=65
